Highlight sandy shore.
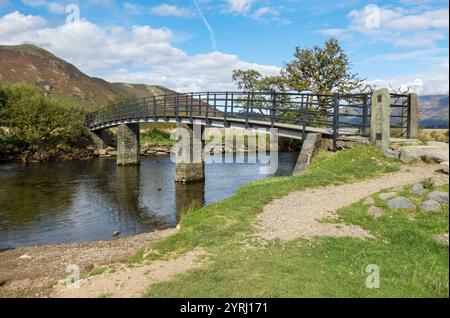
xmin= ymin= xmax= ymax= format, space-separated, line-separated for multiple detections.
xmin=0 ymin=228 xmax=177 ymax=297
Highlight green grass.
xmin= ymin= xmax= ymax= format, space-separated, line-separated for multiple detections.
xmin=130 ymin=144 xmax=432 ymax=297
xmin=140 ymin=128 xmax=175 ymax=147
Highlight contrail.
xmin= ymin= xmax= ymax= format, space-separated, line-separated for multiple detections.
xmin=193 ymin=0 xmax=217 ymax=51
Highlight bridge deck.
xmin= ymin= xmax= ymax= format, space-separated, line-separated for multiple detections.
xmin=90 ymin=116 xmax=334 ymax=140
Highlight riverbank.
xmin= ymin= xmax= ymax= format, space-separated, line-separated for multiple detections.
xmin=0 ymin=228 xmax=177 ymax=297
xmin=2 ymin=145 xmax=447 ymax=298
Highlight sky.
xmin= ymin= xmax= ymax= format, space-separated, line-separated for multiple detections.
xmin=0 ymin=0 xmax=448 ymax=95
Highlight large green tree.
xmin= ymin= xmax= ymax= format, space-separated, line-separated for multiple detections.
xmin=0 ymin=84 xmax=90 ymax=160
xmin=281 ymin=39 xmax=368 ymax=95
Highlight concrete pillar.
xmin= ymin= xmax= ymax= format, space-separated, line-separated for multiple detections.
xmin=117 ymin=123 xmax=140 ymax=166
xmin=175 ymin=123 xmax=205 ymax=183
xmin=370 ymin=88 xmax=391 ymax=153
xmin=408 ymin=93 xmax=419 ymax=139
xmin=292 ymin=133 xmax=322 ymax=176
xmin=90 ymin=129 xmax=115 ymax=149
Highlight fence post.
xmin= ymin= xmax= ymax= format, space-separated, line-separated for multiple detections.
xmin=271 ymin=93 xmax=277 ymax=128
xmin=370 ymin=88 xmax=390 ymax=153
xmin=152 ymin=96 xmax=157 ymax=122
xmin=362 ymin=94 xmax=369 ymax=136
xmin=245 ymin=92 xmax=251 ymax=128
xmin=205 ymin=92 xmax=210 ymax=124
xmin=332 ymin=94 xmax=340 ymax=152
xmin=175 ymin=94 xmax=180 ymax=122
xmin=224 ymin=92 xmax=229 ymax=127
xmin=408 ymin=93 xmax=419 ymax=139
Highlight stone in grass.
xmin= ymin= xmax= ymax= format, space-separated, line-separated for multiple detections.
xmin=420 ymin=200 xmax=442 ymax=213
xmin=379 ymin=192 xmax=398 ymax=200
xmin=411 ymin=183 xmax=426 ymax=195
xmin=368 ymin=206 xmax=384 ymax=219
xmin=433 ymin=233 xmax=449 ymax=246
xmin=387 ymin=196 xmax=416 ymax=210
xmin=427 ymin=191 xmax=449 ymax=204
xmin=363 ymin=197 xmax=375 ymax=205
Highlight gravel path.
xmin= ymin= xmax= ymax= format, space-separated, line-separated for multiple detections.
xmin=256 ymin=164 xmax=448 ymax=241
xmin=51 ymin=248 xmax=206 ymax=298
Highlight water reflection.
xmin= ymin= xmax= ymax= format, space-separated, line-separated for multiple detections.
xmin=0 ymin=153 xmax=297 ymax=248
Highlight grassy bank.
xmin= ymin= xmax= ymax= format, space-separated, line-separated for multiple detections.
xmin=134 ymin=145 xmax=448 ymax=297
xmin=90 ymin=145 xmax=426 ymax=297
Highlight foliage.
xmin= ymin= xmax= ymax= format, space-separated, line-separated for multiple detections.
xmin=0 ymin=84 xmax=91 ymax=161
xmin=281 ymin=39 xmax=369 ymax=95
xmin=141 ymin=128 xmax=175 ymax=147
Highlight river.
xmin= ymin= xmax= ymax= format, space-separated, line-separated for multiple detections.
xmin=0 ymin=153 xmax=297 ymax=249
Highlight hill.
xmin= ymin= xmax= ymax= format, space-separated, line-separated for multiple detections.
xmin=419 ymin=95 xmax=449 ymax=129
xmin=0 ymin=44 xmax=175 ymax=110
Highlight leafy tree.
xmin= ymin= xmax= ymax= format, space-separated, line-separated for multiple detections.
xmin=281 ymin=39 xmax=368 ymax=95
xmin=0 ymin=84 xmax=90 ymax=161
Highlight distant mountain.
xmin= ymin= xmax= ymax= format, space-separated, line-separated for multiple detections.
xmin=0 ymin=44 xmax=175 ymax=110
xmin=419 ymin=95 xmax=449 ymax=129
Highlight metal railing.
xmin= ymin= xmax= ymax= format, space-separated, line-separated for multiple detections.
xmin=86 ymin=91 xmax=412 ymax=151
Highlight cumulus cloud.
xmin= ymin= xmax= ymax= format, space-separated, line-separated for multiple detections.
xmin=227 ymin=0 xmax=254 ymax=14
xmin=149 ymin=4 xmax=194 ymax=17
xmin=319 ymin=5 xmax=449 ymax=48
xmin=21 ymin=0 xmax=66 ymax=14
xmin=0 ymin=11 xmax=279 ymax=92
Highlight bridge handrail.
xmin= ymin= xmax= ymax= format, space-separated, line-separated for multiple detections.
xmin=86 ymin=91 xmax=413 ymax=151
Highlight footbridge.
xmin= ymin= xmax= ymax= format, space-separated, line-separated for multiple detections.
xmin=86 ymin=90 xmax=419 ymax=181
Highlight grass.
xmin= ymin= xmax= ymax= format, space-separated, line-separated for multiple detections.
xmin=123 ymin=144 xmax=434 ymax=297
xmin=140 ymin=128 xmax=175 ymax=147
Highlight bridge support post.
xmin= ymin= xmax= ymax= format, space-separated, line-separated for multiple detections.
xmin=117 ymin=123 xmax=140 ymax=166
xmin=370 ymin=88 xmax=391 ymax=153
xmin=292 ymin=133 xmax=322 ymax=176
xmin=175 ymin=123 xmax=205 ymax=183
xmin=408 ymin=93 xmax=419 ymax=139
xmin=90 ymin=129 xmax=115 ymax=149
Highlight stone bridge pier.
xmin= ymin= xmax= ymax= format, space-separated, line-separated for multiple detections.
xmin=174 ymin=123 xmax=205 ymax=183
xmin=117 ymin=123 xmax=140 ymax=166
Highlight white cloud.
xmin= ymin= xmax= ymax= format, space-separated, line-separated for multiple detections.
xmin=319 ymin=5 xmax=449 ymax=48
xmin=0 ymin=11 xmax=279 ymax=92
xmin=149 ymin=4 xmax=194 ymax=17
xmin=21 ymin=0 xmax=65 ymax=14
xmin=368 ymin=60 xmax=449 ymax=96
xmin=227 ymin=0 xmax=254 ymax=14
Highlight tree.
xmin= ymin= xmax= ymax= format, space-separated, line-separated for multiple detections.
xmin=281 ymin=39 xmax=368 ymax=95
xmin=0 ymin=84 xmax=90 ymax=160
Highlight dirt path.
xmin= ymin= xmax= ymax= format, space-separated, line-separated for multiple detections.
xmin=0 ymin=229 xmax=176 ymax=296
xmin=50 ymin=248 xmax=206 ymax=298
xmin=256 ymin=164 xmax=448 ymax=241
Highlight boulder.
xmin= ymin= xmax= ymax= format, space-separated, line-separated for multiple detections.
xmin=399 ymin=145 xmax=449 ymax=163
xmin=427 ymin=191 xmax=449 ymax=204
xmin=420 ymin=200 xmax=441 ymax=212
xmin=387 ymin=196 xmax=416 ymax=210
xmin=411 ymin=183 xmax=426 ymax=195
xmin=95 ymin=149 xmax=108 ymax=156
xmin=440 ymin=161 xmax=449 ymax=174
xmin=368 ymin=206 xmax=384 ymax=219
xmin=363 ymin=197 xmax=375 ymax=206
xmin=379 ymin=192 xmax=397 ymax=200
xmin=383 ymin=149 xmax=399 ymax=159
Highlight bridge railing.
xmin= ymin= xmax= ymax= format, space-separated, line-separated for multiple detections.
xmin=86 ymin=91 xmax=412 ymax=150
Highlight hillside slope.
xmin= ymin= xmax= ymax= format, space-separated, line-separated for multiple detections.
xmin=0 ymin=44 xmax=174 ymax=110
xmin=419 ymin=95 xmax=449 ymax=128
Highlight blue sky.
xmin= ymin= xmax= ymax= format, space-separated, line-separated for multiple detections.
xmin=0 ymin=0 xmax=448 ymax=94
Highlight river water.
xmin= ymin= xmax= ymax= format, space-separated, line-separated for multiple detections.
xmin=0 ymin=153 xmax=297 ymax=248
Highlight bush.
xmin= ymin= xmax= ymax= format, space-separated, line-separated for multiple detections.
xmin=0 ymin=84 xmax=91 ymax=161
